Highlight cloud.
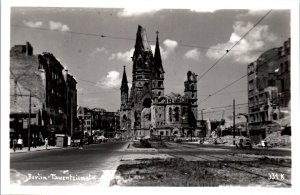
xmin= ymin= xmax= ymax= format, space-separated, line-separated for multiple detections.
xmin=97 ymin=71 xmax=122 ymax=89
xmin=90 ymin=47 xmax=108 ymax=57
xmin=49 ymin=21 xmax=70 ymax=32
xmin=184 ymin=48 xmax=201 ymax=61
xmin=109 ymin=48 xmax=134 ymax=62
xmin=23 ymin=20 xmax=43 ymax=28
xmin=117 ymin=7 xmax=160 ymax=17
xmin=110 ymin=39 xmax=178 ymax=62
xmin=151 ymin=39 xmax=178 ymax=60
xmin=206 ymin=21 xmax=278 ymax=63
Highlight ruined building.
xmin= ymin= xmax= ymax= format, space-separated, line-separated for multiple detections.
xmin=247 ymin=38 xmax=290 ymax=142
xmin=10 ymin=42 xmax=77 ymax=145
xmin=120 ymin=25 xmax=198 ymax=138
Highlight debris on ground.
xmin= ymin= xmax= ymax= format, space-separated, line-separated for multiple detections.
xmin=110 ymin=157 xmax=291 ymax=187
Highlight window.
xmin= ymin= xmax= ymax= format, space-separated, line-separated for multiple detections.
xmin=158 ymin=81 xmax=163 ymax=88
xmin=174 ymin=107 xmax=179 ymax=121
xmin=191 ymin=85 xmax=194 ymax=91
xmin=285 ymin=61 xmax=289 ymax=72
xmin=169 ymin=107 xmax=172 ymax=122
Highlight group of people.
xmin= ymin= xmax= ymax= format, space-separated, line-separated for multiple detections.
xmin=11 ymin=136 xmax=51 ymax=152
xmin=12 ymin=137 xmax=23 ymax=151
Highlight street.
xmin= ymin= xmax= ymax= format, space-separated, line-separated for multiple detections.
xmin=10 ymin=141 xmax=129 ymax=186
xmin=10 ymin=140 xmax=291 ymax=186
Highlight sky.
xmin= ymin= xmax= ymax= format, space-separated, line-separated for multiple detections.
xmin=10 ymin=7 xmax=290 ymax=120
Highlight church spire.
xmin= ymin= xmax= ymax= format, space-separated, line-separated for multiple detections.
xmin=154 ymin=31 xmax=164 ymax=72
xmin=121 ymin=66 xmax=128 ymax=91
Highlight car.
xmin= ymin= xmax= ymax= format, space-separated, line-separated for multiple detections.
xmin=95 ymin=135 xmax=108 ymax=143
xmin=174 ymin=137 xmax=182 ymax=143
xmin=236 ymin=138 xmax=252 ymax=149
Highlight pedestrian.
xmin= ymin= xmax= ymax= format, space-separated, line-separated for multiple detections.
xmin=79 ymin=138 xmax=84 ymax=149
xmin=13 ymin=138 xmax=17 ymax=152
xmin=45 ymin=138 xmax=48 ymax=150
xmin=17 ymin=137 xmax=23 ymax=150
xmin=32 ymin=138 xmax=37 ymax=148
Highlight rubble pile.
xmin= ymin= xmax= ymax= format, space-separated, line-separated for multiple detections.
xmin=264 ymin=131 xmax=291 ymax=147
xmin=218 ymin=135 xmax=246 ymax=145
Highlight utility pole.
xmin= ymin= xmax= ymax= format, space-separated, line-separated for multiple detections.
xmin=28 ymin=91 xmax=31 ymax=151
xmin=233 ymin=99 xmax=236 ymax=145
xmin=201 ymin=109 xmax=204 ymax=137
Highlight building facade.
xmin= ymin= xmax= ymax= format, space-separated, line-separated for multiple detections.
xmin=77 ymin=107 xmax=120 ymax=138
xmin=10 ymin=42 xmax=77 ymax=145
xmin=247 ymin=38 xmax=290 ymax=141
xmin=120 ymin=25 xmax=198 ymax=138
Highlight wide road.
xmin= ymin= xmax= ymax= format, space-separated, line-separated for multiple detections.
xmin=10 ymin=140 xmax=291 ymax=186
xmin=10 ymin=141 xmax=129 ymax=186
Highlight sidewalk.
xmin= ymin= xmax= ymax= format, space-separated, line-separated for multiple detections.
xmin=10 ymin=145 xmax=63 ymax=154
xmin=183 ymin=141 xmax=291 ymax=151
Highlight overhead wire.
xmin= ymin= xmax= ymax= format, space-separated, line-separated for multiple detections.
xmin=198 ymin=48 xmax=280 ymax=105
xmin=196 ymin=10 xmax=272 ymax=82
xmin=11 ymin=24 xmax=267 ymax=53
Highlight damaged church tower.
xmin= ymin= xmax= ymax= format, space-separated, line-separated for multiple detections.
xmin=120 ymin=25 xmax=198 ymax=139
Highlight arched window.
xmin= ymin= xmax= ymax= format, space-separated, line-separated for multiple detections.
xmin=273 ymin=113 xmax=278 ymax=120
xmin=182 ymin=107 xmax=187 ymax=117
xmin=174 ymin=107 xmax=179 ymax=122
xmin=191 ymin=85 xmax=194 ymax=91
xmin=169 ymin=107 xmax=172 ymax=122
xmin=143 ymin=98 xmax=152 ymax=108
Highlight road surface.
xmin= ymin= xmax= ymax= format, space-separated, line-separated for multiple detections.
xmin=10 ymin=140 xmax=291 ymax=186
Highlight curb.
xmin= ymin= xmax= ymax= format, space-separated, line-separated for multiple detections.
xmin=10 ymin=147 xmax=67 ymax=154
xmin=124 ymin=148 xmax=157 ymax=152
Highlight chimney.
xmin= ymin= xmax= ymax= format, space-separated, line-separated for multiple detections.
xmin=26 ymin=42 xmax=33 ymax=56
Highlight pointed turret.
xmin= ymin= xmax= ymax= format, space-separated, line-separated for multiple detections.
xmin=134 ymin=25 xmax=151 ymax=53
xmin=121 ymin=66 xmax=129 ymax=92
xmin=154 ymin=31 xmax=164 ymax=73
xmin=120 ymin=66 xmax=129 ymax=110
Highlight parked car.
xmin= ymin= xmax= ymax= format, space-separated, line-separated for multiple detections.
xmin=236 ymin=138 xmax=252 ymax=149
xmin=174 ymin=137 xmax=182 ymax=143
xmin=95 ymin=135 xmax=108 ymax=143
xmin=71 ymin=139 xmax=80 ymax=147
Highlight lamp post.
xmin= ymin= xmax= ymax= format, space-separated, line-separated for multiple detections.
xmin=233 ymin=99 xmax=235 ymax=145
xmin=28 ymin=91 xmax=31 ymax=151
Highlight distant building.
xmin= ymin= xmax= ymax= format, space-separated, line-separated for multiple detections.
xmin=77 ymin=107 xmax=120 ymax=138
xmin=10 ymin=42 xmax=77 ymax=145
xmin=119 ymin=25 xmax=198 ymax=139
xmin=247 ymin=38 xmax=290 ymax=142
xmin=77 ymin=106 xmax=93 ymax=137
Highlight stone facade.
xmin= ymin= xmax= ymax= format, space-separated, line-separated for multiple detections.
xmin=120 ymin=25 xmax=198 ymax=138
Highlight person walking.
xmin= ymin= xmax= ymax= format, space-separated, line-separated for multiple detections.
xmin=17 ymin=137 xmax=23 ymax=150
xmin=13 ymin=138 xmax=17 ymax=152
xmin=45 ymin=138 xmax=48 ymax=150
xmin=79 ymin=138 xmax=84 ymax=149
xmin=32 ymin=137 xmax=37 ymax=148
